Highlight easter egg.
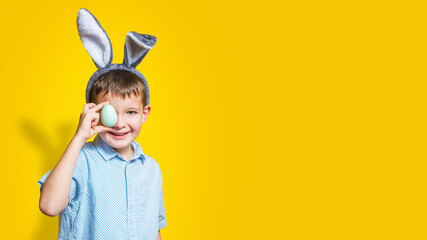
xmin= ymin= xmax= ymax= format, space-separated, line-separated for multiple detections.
xmin=101 ymin=104 xmax=118 ymax=127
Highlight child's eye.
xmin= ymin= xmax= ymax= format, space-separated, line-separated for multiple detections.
xmin=128 ymin=111 xmax=137 ymax=115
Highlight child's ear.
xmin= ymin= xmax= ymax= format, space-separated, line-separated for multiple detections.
xmin=123 ymin=32 xmax=157 ymax=68
xmin=77 ymin=8 xmax=113 ymax=69
xmin=142 ymin=105 xmax=151 ymax=123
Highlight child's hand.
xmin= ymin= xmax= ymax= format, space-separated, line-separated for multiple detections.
xmin=75 ymin=102 xmax=111 ymax=142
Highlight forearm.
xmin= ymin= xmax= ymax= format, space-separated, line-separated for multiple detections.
xmin=157 ymin=231 xmax=161 ymax=240
xmin=39 ymin=135 xmax=85 ymax=216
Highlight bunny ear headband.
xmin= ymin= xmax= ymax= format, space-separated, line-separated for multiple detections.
xmin=77 ymin=8 xmax=157 ymax=104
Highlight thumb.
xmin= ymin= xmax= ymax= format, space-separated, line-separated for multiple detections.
xmin=94 ymin=125 xmax=111 ymax=135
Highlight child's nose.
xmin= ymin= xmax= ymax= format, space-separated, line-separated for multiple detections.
xmin=114 ymin=115 xmax=126 ymax=128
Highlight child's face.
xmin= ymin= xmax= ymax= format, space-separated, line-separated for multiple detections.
xmin=96 ymin=92 xmax=150 ymax=158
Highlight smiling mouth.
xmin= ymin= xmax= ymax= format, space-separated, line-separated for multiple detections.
xmin=109 ymin=131 xmax=129 ymax=136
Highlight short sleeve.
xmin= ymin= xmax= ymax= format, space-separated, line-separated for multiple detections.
xmin=38 ymin=170 xmax=52 ymax=188
xmin=158 ymin=173 xmax=167 ymax=229
xmin=38 ymin=150 xmax=88 ymax=202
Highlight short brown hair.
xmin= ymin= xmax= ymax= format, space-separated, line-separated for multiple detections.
xmin=90 ymin=70 xmax=146 ymax=106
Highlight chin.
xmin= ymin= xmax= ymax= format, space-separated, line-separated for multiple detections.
xmin=100 ymin=132 xmax=135 ymax=150
xmin=110 ymin=142 xmax=132 ymax=151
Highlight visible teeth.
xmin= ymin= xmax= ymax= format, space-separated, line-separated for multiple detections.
xmin=111 ymin=132 xmax=126 ymax=136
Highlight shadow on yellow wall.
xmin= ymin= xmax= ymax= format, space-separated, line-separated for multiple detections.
xmin=21 ymin=119 xmax=75 ymax=239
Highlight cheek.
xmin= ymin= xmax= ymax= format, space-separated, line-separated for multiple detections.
xmin=129 ymin=117 xmax=143 ymax=130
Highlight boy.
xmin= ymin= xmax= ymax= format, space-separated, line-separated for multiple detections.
xmin=38 ymin=9 xmax=166 ymax=240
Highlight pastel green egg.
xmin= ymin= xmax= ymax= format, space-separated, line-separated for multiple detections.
xmin=101 ymin=104 xmax=118 ymax=127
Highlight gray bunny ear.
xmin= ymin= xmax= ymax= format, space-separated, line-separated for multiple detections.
xmin=123 ymin=31 xmax=157 ymax=68
xmin=77 ymin=8 xmax=113 ymax=69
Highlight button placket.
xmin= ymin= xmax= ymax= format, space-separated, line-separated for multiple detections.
xmin=126 ymin=162 xmax=137 ymax=239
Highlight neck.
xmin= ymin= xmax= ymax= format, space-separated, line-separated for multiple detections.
xmin=115 ymin=146 xmax=134 ymax=162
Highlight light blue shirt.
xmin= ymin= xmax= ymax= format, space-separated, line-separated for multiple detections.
xmin=39 ymin=135 xmax=166 ymax=240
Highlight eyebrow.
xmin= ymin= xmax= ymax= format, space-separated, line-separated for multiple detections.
xmin=127 ymin=107 xmax=142 ymax=111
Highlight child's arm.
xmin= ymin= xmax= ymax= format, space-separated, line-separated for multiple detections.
xmin=157 ymin=230 xmax=161 ymax=240
xmin=39 ymin=102 xmax=110 ymax=217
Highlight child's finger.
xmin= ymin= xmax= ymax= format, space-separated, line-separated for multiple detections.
xmin=91 ymin=118 xmax=98 ymax=129
xmin=89 ymin=101 xmax=110 ymax=113
xmin=82 ymin=103 xmax=96 ymax=112
xmin=94 ymin=125 xmax=111 ymax=134
xmin=81 ymin=111 xmax=99 ymax=127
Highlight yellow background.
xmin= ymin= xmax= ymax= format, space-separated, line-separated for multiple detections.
xmin=0 ymin=0 xmax=425 ymax=239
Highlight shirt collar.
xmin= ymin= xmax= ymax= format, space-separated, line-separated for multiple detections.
xmin=94 ymin=135 xmax=146 ymax=163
